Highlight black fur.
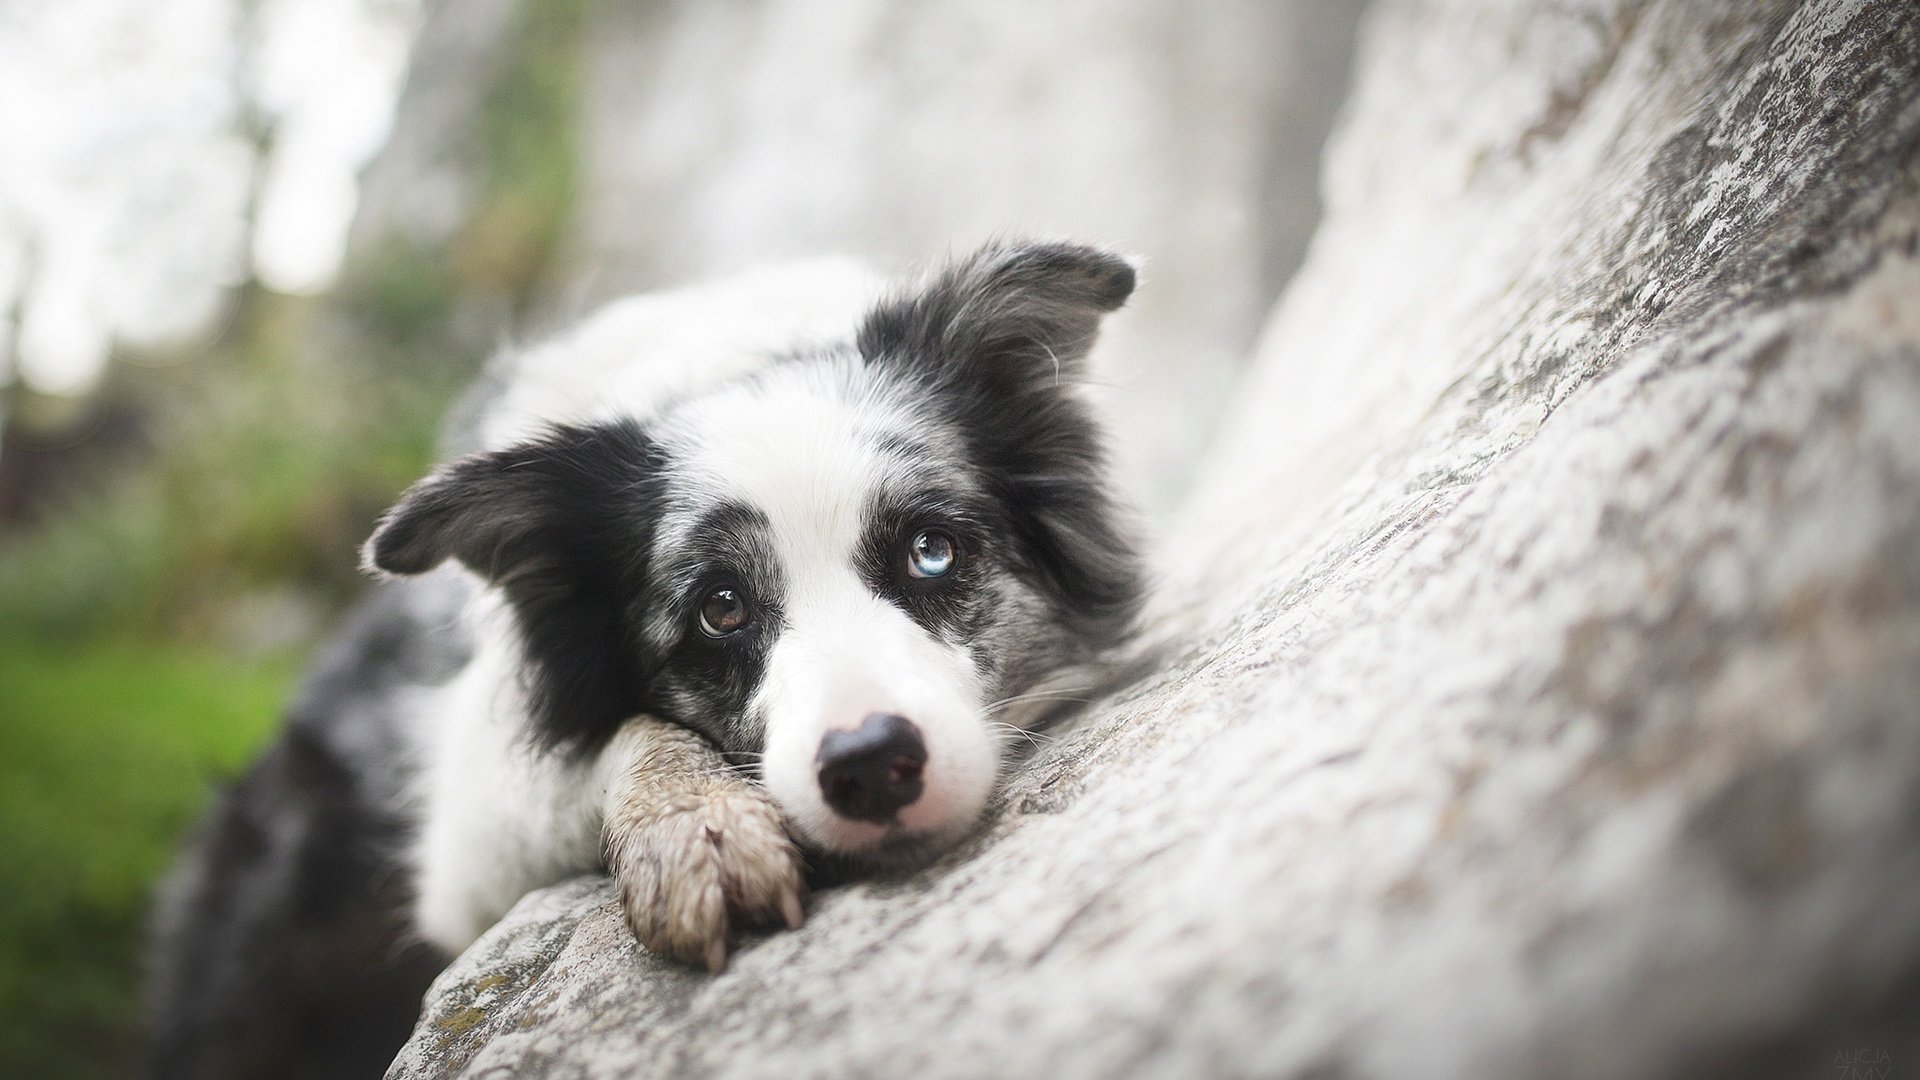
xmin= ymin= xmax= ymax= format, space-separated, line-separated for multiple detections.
xmin=854 ymin=487 xmax=1002 ymax=647
xmin=641 ymin=501 xmax=783 ymax=751
xmin=365 ymin=420 xmax=667 ymax=754
xmin=146 ymin=577 xmax=467 ymax=1080
xmin=859 ymin=241 xmax=1145 ymax=650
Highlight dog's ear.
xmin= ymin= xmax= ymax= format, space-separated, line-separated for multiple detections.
xmin=364 ymin=421 xmax=658 ymax=579
xmin=856 ymin=240 xmax=1136 ymax=384
xmin=365 ymin=420 xmax=664 ymax=753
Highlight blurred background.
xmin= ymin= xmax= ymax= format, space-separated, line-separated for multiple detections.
xmin=0 ymin=1 xmax=1365 ymax=1074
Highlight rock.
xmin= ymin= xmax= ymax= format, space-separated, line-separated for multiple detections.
xmin=347 ymin=0 xmax=525 ymax=257
xmin=549 ymin=0 xmax=1367 ymax=512
xmin=390 ymin=1 xmax=1920 ymax=1077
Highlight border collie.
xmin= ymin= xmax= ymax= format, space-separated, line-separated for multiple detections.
xmin=148 ymin=240 xmax=1143 ymax=1074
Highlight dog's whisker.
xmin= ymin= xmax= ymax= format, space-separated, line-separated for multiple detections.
xmin=983 ymin=686 xmax=1093 ymax=708
xmin=990 ymin=694 xmax=1092 ymax=715
xmin=982 ymin=687 xmax=1095 ymax=717
xmin=986 ymin=721 xmax=1053 ymax=749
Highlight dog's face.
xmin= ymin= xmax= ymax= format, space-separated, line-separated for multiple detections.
xmin=366 ymin=242 xmax=1142 ymax=861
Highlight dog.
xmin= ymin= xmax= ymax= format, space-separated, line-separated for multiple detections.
xmin=147 ymin=240 xmax=1144 ymax=1075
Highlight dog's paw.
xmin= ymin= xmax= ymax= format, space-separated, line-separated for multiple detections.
xmin=605 ymin=785 xmax=806 ymax=972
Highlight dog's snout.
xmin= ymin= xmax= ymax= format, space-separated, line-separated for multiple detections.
xmin=817 ymin=713 xmax=927 ymax=823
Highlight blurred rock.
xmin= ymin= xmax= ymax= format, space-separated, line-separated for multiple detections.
xmin=348 ymin=0 xmax=524 ymax=258
xmin=553 ymin=0 xmax=1366 ymax=511
xmin=344 ymin=0 xmax=1365 ymax=508
xmin=390 ymin=1 xmax=1920 ymax=1077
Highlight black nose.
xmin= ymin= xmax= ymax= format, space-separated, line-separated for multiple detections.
xmin=817 ymin=713 xmax=927 ymax=823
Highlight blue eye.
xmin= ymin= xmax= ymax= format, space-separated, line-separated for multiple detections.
xmin=907 ymin=530 xmax=957 ymax=579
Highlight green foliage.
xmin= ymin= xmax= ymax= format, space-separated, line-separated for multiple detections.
xmin=0 ymin=249 xmax=455 ymax=1080
xmin=0 ymin=641 xmax=294 ymax=1079
xmin=336 ymin=242 xmax=460 ymax=347
xmin=468 ymin=0 xmax=587 ymax=304
xmin=339 ymin=0 xmax=586 ymax=327
xmin=0 ymin=4 xmax=592 ymax=1076
xmin=0 ymin=295 xmax=451 ymax=646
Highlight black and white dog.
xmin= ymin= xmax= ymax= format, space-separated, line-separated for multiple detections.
xmin=149 ymin=241 xmax=1144 ymax=1075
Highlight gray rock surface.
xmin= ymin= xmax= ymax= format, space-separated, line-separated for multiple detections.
xmin=390 ymin=1 xmax=1920 ymax=1077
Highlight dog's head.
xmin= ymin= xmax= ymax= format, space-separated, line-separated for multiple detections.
xmin=365 ymin=241 xmax=1143 ymax=861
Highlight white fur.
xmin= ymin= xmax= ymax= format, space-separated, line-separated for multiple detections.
xmin=411 ymin=262 xmax=885 ymax=952
xmin=408 ymin=592 xmax=609 ymax=951
xmin=755 ymin=564 xmax=992 ymax=853
xmin=481 ymin=257 xmax=883 ymax=450
xmin=658 ymin=359 xmax=995 ymax=853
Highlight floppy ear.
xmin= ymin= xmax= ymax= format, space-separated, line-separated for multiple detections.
xmin=856 ymin=240 xmax=1136 ymax=385
xmin=857 ymin=241 xmax=1144 ymax=649
xmin=364 ymin=420 xmax=664 ymax=753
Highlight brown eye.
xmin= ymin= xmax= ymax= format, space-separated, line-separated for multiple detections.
xmin=698 ymin=586 xmax=752 ymax=637
xmin=907 ymin=529 xmax=957 ymax=579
